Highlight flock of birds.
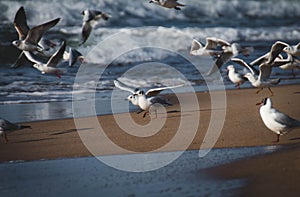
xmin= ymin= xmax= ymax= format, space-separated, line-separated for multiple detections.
xmin=1 ymin=0 xmax=300 ymax=143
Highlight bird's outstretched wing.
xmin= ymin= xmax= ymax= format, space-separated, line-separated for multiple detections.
xmin=13 ymin=6 xmax=29 ymax=40
xmin=25 ymin=18 xmax=60 ymax=44
xmin=114 ymin=80 xmax=138 ymax=94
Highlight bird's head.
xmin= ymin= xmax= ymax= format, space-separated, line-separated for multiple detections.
xmin=12 ymin=40 xmax=21 ymax=47
xmin=256 ymin=97 xmax=269 ymax=106
xmin=149 ymin=0 xmax=159 ymax=4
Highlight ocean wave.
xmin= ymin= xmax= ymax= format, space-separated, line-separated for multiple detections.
xmin=1 ymin=0 xmax=299 ymax=27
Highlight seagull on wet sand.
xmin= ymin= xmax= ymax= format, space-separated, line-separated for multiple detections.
xmin=256 ymin=97 xmax=300 ymax=142
xmin=227 ymin=65 xmax=246 ymax=89
xmin=33 ymin=42 xmax=67 ymax=78
xmin=114 ymin=79 xmax=183 ymax=117
xmin=80 ymin=9 xmax=110 ymax=45
xmin=0 ymin=118 xmax=31 ymax=143
xmin=12 ymin=6 xmax=60 ymax=52
xmin=231 ymin=58 xmax=280 ymax=96
xmin=149 ymin=0 xmax=185 ymax=10
xmin=135 ymin=90 xmax=172 ymax=118
xmin=114 ymin=79 xmax=184 ymax=97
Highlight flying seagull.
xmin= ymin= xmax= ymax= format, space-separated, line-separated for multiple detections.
xmin=80 ymin=9 xmax=110 ymax=45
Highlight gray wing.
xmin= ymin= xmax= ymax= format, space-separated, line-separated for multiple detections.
xmin=295 ymin=42 xmax=300 ymax=50
xmin=149 ymin=96 xmax=172 ymax=106
xmin=11 ymin=52 xmax=28 ymax=68
xmin=146 ymin=84 xmax=184 ymax=97
xmin=205 ymin=37 xmax=220 ymax=49
xmin=272 ymin=109 xmax=300 ymax=128
xmin=114 ymin=80 xmax=137 ymax=94
xmin=25 ymin=18 xmax=60 ymax=44
xmin=0 ymin=119 xmax=19 ymax=131
xmin=69 ymin=48 xmax=83 ymax=67
xmin=250 ymin=53 xmax=269 ymax=66
xmin=190 ymin=39 xmax=203 ymax=52
xmin=231 ymin=58 xmax=256 ymax=75
xmin=267 ymin=41 xmax=289 ymax=63
xmin=80 ymin=22 xmax=92 ymax=45
xmin=258 ymin=63 xmax=273 ymax=80
xmin=46 ymin=42 xmax=66 ymax=67
xmin=13 ymin=6 xmax=29 ymax=40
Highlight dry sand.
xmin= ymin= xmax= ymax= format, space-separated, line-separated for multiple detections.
xmin=1 ymin=84 xmax=300 ymax=195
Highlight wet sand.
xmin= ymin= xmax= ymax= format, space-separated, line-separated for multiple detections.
xmin=1 ymin=84 xmax=300 ymax=195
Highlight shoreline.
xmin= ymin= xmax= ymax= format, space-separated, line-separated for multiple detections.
xmin=1 ymin=84 xmax=300 ymax=196
xmin=1 ymin=84 xmax=300 ymax=162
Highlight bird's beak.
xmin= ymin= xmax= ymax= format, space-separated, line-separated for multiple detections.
xmin=256 ymin=102 xmax=262 ymax=106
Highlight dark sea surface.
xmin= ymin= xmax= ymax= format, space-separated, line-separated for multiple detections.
xmin=0 ymin=0 xmax=300 ymax=122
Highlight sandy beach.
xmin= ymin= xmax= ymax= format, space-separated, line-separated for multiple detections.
xmin=1 ymin=84 xmax=300 ymax=195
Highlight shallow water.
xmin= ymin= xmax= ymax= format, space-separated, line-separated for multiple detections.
xmin=0 ymin=145 xmax=282 ymax=197
xmin=0 ymin=0 xmax=300 ymax=122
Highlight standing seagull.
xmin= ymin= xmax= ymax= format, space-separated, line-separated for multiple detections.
xmin=114 ymin=79 xmax=183 ymax=117
xmin=231 ymin=58 xmax=281 ymax=96
xmin=33 ymin=42 xmax=67 ymax=78
xmin=12 ymin=6 xmax=60 ymax=52
xmin=114 ymin=79 xmax=184 ymax=97
xmin=256 ymin=98 xmax=300 ymax=142
xmin=0 ymin=118 xmax=31 ymax=143
xmin=149 ymin=0 xmax=185 ymax=10
xmin=135 ymin=90 xmax=172 ymax=118
xmin=80 ymin=9 xmax=110 ymax=45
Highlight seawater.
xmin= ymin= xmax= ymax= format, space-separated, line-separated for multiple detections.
xmin=0 ymin=0 xmax=300 ymax=122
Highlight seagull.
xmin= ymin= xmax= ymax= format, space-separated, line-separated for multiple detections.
xmin=190 ymin=38 xmax=224 ymax=56
xmin=63 ymin=48 xmax=85 ymax=67
xmin=231 ymin=58 xmax=280 ymax=96
xmin=33 ymin=41 xmax=67 ymax=78
xmin=0 ymin=118 xmax=31 ymax=143
xmin=283 ymin=42 xmax=300 ymax=57
xmin=114 ymin=79 xmax=183 ymax=117
xmin=205 ymin=38 xmax=254 ymax=75
xmin=274 ymin=53 xmax=300 ymax=77
xmin=135 ymin=90 xmax=172 ymax=118
xmin=11 ymin=7 xmax=59 ymax=68
xmin=226 ymin=65 xmax=246 ymax=89
xmin=149 ymin=0 xmax=185 ymax=10
xmin=256 ymin=97 xmax=300 ymax=142
xmin=12 ymin=6 xmax=60 ymax=52
xmin=80 ymin=9 xmax=110 ymax=45
xmin=114 ymin=79 xmax=184 ymax=97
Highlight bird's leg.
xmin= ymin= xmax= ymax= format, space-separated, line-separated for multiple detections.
xmin=55 ymin=72 xmax=61 ymax=79
xmin=268 ymin=88 xmax=274 ymax=97
xmin=256 ymin=88 xmax=263 ymax=94
xmin=143 ymin=111 xmax=149 ymax=118
xmin=275 ymin=134 xmax=280 ymax=143
xmin=154 ymin=109 xmax=157 ymax=119
xmin=292 ymin=69 xmax=296 ymax=78
xmin=136 ymin=109 xmax=144 ymax=114
xmin=4 ymin=133 xmax=8 ymax=144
